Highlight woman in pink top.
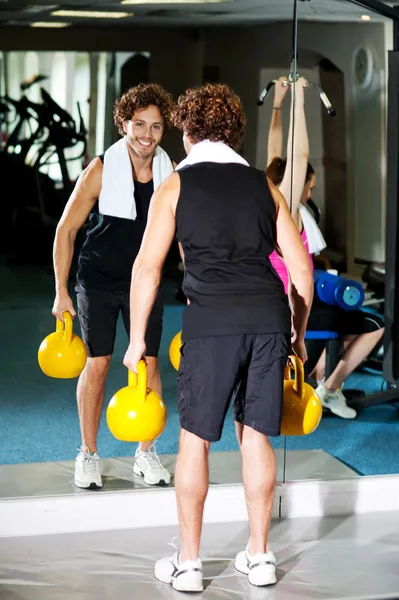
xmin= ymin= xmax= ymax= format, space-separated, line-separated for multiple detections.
xmin=271 ymin=228 xmax=312 ymax=295
xmin=266 ymin=78 xmax=384 ymax=419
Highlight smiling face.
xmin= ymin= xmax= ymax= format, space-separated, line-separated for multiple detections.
xmin=123 ymin=105 xmax=165 ymax=159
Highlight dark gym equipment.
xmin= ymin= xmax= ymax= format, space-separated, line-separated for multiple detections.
xmin=3 ymin=94 xmax=49 ymax=162
xmin=37 ymin=88 xmax=87 ymax=195
xmin=20 ymin=73 xmax=48 ymax=92
xmin=0 ymin=81 xmax=87 ymax=264
xmin=257 ymin=0 xmax=336 ymax=116
xmin=258 ymin=77 xmax=336 ymax=117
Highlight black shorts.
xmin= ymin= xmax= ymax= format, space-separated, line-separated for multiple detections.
xmin=76 ymin=288 xmax=163 ymax=358
xmin=307 ymin=299 xmax=384 ymax=335
xmin=178 ymin=333 xmax=290 ymax=442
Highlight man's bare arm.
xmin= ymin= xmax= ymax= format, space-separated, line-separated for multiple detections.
xmin=269 ymin=178 xmax=314 ymax=340
xmin=267 ymin=77 xmax=289 ymax=167
xmin=128 ymin=172 xmax=180 ymax=347
xmin=52 ymin=157 xmax=102 ymax=320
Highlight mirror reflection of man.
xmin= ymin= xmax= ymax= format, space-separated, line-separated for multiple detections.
xmin=52 ymin=84 xmax=175 ymax=490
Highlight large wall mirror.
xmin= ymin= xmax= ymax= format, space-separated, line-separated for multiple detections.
xmin=1 ymin=0 xmax=398 ymax=497
xmin=0 ymin=9 xmax=297 ymax=485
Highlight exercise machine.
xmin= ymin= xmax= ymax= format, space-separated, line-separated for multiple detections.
xmin=256 ymin=0 xmax=336 ymax=116
xmin=0 ymin=82 xmax=87 ymax=263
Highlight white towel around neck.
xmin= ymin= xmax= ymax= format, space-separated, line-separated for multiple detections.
xmin=175 ymin=139 xmax=249 ymax=170
xmin=299 ymin=204 xmax=327 ymax=255
xmin=99 ymin=137 xmax=174 ymax=220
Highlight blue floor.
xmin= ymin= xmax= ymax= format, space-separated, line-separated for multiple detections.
xmin=1 ymin=265 xmax=398 ymax=476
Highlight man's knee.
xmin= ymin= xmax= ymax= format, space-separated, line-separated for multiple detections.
xmin=240 ymin=425 xmax=270 ymax=449
xmin=180 ymin=428 xmax=211 ymax=452
xmin=83 ymin=355 xmax=112 ymax=380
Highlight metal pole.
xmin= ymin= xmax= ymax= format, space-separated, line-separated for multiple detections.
xmin=289 ymin=0 xmax=298 ymax=215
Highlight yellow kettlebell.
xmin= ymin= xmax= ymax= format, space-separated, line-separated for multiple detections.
xmin=169 ymin=331 xmax=182 ymax=370
xmin=38 ymin=311 xmax=87 ymax=379
xmin=106 ymin=360 xmax=167 ymax=443
xmin=281 ymin=355 xmax=322 ymax=436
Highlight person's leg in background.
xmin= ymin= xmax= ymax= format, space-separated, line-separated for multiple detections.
xmin=77 ymin=357 xmax=112 ymax=456
xmin=74 ymin=290 xmax=119 ymax=489
xmin=323 ymin=329 xmax=384 ymax=391
xmin=122 ymin=291 xmax=171 ymax=486
xmin=315 ymin=310 xmax=385 ymax=419
xmin=310 ymin=335 xmax=357 ymax=383
xmin=234 ymin=333 xmax=289 ymax=587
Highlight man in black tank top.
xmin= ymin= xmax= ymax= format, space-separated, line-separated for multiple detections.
xmin=52 ymin=84 xmax=175 ymax=490
xmin=123 ymin=84 xmax=314 ymax=591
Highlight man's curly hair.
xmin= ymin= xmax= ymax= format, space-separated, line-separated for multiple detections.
xmin=172 ymin=83 xmax=246 ymax=150
xmin=113 ymin=83 xmax=174 ymax=136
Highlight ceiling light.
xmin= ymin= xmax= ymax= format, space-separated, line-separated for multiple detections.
xmin=30 ymin=21 xmax=70 ymax=27
xmin=121 ymin=0 xmax=227 ymax=4
xmin=24 ymin=5 xmax=59 ymax=13
xmin=360 ymin=15 xmax=371 ymax=21
xmin=51 ymin=9 xmax=133 ymax=18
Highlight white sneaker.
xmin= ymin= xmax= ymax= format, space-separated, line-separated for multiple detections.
xmin=154 ymin=552 xmax=203 ymax=592
xmin=74 ymin=447 xmax=103 ymax=489
xmin=235 ymin=548 xmax=277 ymax=587
xmin=133 ymin=445 xmax=171 ymax=486
xmin=316 ymin=384 xmax=357 ymax=419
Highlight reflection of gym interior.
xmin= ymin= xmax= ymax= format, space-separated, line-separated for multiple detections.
xmin=1 ymin=1 xmax=399 ymax=598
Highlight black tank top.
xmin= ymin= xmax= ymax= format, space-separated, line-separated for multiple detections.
xmin=176 ymin=163 xmax=291 ymax=340
xmin=76 ymin=155 xmax=154 ymax=292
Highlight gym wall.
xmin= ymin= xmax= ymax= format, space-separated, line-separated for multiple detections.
xmin=0 ymin=19 xmax=390 ymax=267
xmin=204 ymin=21 xmax=389 ymax=267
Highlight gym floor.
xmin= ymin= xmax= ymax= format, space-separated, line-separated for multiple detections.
xmin=0 ymin=263 xmax=398 ymax=475
xmin=1 ymin=513 xmax=399 ymax=599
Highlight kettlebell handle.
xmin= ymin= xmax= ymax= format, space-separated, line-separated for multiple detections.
xmin=285 ymin=355 xmax=304 ymax=398
xmin=128 ymin=360 xmax=148 ymax=401
xmin=55 ymin=311 xmax=73 ymax=347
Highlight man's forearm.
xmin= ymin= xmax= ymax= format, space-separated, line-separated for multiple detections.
xmin=281 ymin=86 xmax=308 ymax=218
xmin=53 ymin=228 xmax=76 ymax=294
xmin=288 ymin=272 xmax=314 ymax=339
xmin=130 ymin=262 xmax=161 ymax=344
xmin=291 ymin=87 xmax=308 ymax=160
xmin=267 ymin=108 xmax=283 ymax=162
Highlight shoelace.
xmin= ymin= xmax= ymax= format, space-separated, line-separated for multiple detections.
xmin=168 ymin=537 xmax=181 ymax=565
xmin=138 ymin=444 xmax=163 ymax=469
xmin=168 ymin=537 xmax=180 ymax=552
xmin=329 ymin=390 xmax=347 ymax=404
xmin=168 ymin=538 xmax=202 ymax=570
xmin=78 ymin=449 xmax=99 ymax=475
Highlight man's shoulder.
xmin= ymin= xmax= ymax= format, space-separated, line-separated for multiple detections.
xmin=249 ymin=165 xmax=267 ymax=177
